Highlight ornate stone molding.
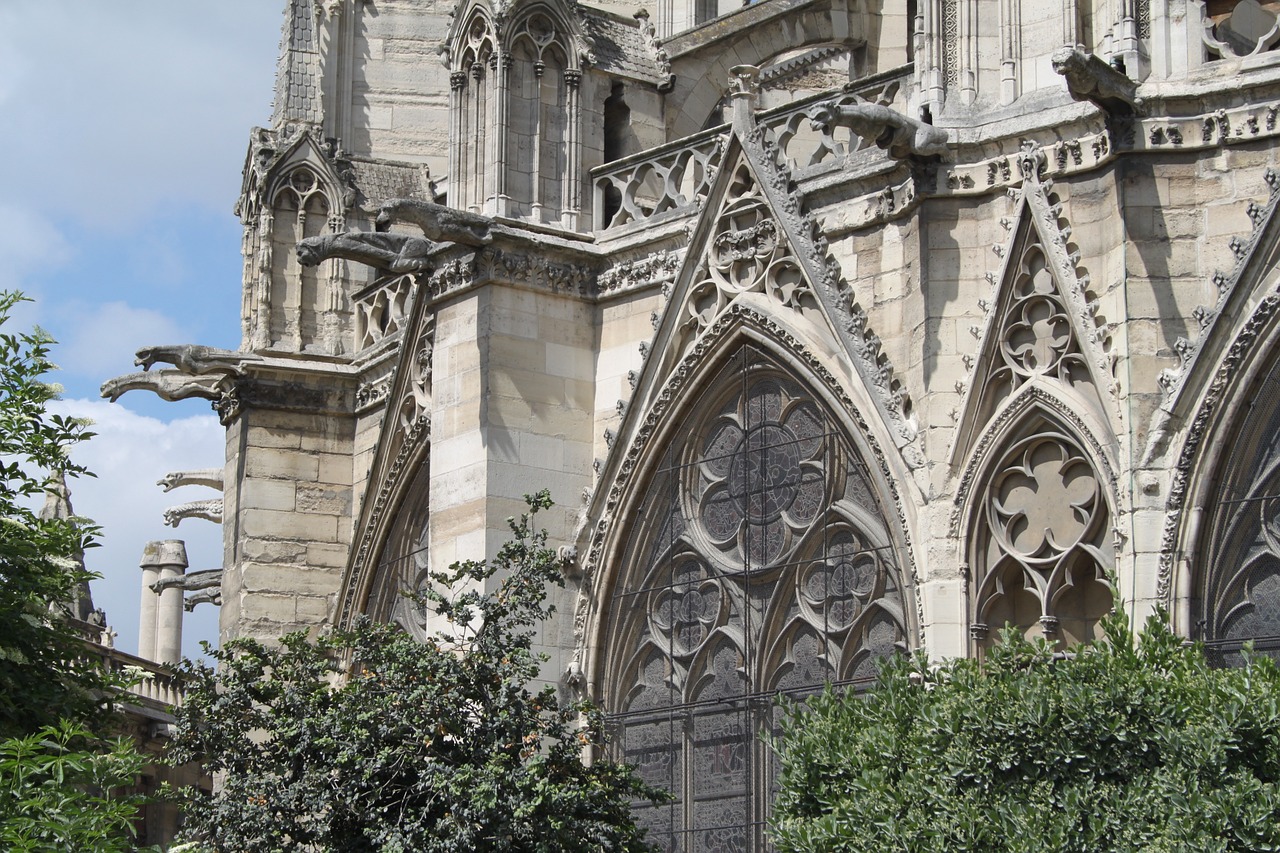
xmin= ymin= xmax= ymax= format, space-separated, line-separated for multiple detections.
xmin=1158 ymin=168 xmax=1280 ymax=406
xmin=339 ymin=414 xmax=431 ymax=627
xmin=597 ymin=250 xmax=681 ymax=296
xmin=742 ymin=122 xmax=924 ymax=468
xmin=428 ymin=247 xmax=594 ymax=299
xmin=578 ymin=303 xmax=925 ymax=648
xmin=1157 ymin=284 xmax=1280 ymax=604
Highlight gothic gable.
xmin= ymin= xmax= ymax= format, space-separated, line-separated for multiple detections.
xmin=618 ymin=97 xmax=922 ymax=500
xmin=336 ymin=280 xmax=435 ymax=628
xmin=951 ymin=144 xmax=1117 ymax=471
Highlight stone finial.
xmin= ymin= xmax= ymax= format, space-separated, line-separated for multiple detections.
xmin=729 ymin=65 xmax=760 ymax=129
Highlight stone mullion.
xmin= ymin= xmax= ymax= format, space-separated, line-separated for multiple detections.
xmin=922 ymin=0 xmax=945 ymax=110
xmin=959 ymin=0 xmax=977 ymax=105
xmin=1063 ymin=0 xmax=1080 ymax=47
xmin=493 ymin=54 xmax=511 ymax=217
xmin=531 ymin=59 xmax=545 ymax=223
xmin=999 ymin=0 xmax=1019 ymax=104
xmin=471 ymin=59 xmax=486 ymax=213
xmin=449 ymin=70 xmax=466 ymax=210
xmin=563 ymin=69 xmax=581 ymax=231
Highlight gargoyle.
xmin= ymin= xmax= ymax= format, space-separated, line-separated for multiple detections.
xmin=100 ymin=370 xmax=224 ymax=404
xmin=150 ymin=568 xmax=223 ymax=593
xmin=808 ymin=100 xmax=949 ymax=160
xmin=157 ymin=468 xmax=224 ymax=493
xmin=163 ymin=498 xmax=224 ymax=528
xmin=375 ymin=198 xmax=493 ymax=246
xmin=297 ymin=231 xmax=436 ymax=274
xmin=135 ymin=344 xmax=261 ymax=376
xmin=1051 ymin=47 xmax=1142 ymax=116
xmin=184 ymin=586 xmax=223 ymax=611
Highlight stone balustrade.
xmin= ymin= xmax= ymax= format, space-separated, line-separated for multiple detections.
xmin=591 ymin=127 xmax=727 ymax=231
xmin=591 ymin=68 xmax=913 ymax=235
xmin=757 ymin=69 xmax=914 ymax=179
xmin=353 ymin=273 xmax=416 ymax=352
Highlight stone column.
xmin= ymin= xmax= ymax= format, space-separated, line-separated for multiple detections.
xmin=140 ymin=540 xmax=188 ymax=665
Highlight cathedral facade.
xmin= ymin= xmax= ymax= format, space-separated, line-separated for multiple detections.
xmin=107 ymin=0 xmax=1280 ymax=847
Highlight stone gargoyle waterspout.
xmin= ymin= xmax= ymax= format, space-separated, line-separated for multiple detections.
xmin=296 ymin=230 xmax=436 ymax=274
xmin=808 ymin=100 xmax=949 ymax=161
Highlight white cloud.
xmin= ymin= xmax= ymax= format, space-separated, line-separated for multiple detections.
xmin=49 ymin=398 xmax=225 ymax=660
xmin=0 ymin=204 xmax=71 ymax=297
xmin=0 ymin=2 xmax=283 ymax=227
xmin=54 ymin=302 xmax=190 ymax=381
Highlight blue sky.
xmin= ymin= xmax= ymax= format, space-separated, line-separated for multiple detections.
xmin=1 ymin=3 xmax=285 ymax=657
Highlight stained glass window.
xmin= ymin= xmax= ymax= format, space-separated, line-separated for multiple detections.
xmin=601 ymin=345 xmax=908 ymax=850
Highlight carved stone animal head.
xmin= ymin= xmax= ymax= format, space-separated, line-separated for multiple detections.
xmin=134 ymin=346 xmax=161 ymax=371
xmin=297 ymin=237 xmax=326 ymax=267
xmin=808 ymin=103 xmax=837 ymax=131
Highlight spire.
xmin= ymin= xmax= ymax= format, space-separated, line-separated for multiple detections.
xmin=40 ymin=473 xmax=96 ymax=624
xmin=271 ymin=0 xmax=324 ymax=129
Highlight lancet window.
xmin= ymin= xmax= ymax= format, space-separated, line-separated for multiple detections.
xmin=268 ymin=166 xmax=336 ymax=351
xmin=601 ymin=346 xmax=909 ymax=851
xmin=969 ymin=413 xmax=1114 ymax=649
xmin=448 ymin=6 xmax=581 ymax=228
xmin=1197 ymin=354 xmax=1280 ymax=665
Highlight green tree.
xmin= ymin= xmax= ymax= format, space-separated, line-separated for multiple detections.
xmin=771 ymin=610 xmax=1280 ymax=853
xmin=0 ymin=291 xmax=104 ymax=737
xmin=0 ymin=721 xmax=148 ymax=852
xmin=0 ymin=291 xmax=152 ymax=849
xmin=170 ymin=492 xmax=666 ymax=852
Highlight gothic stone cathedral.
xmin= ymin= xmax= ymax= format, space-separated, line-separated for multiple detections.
xmin=105 ymin=0 xmax=1280 ymax=847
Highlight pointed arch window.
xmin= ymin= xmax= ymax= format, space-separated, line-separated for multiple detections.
xmin=970 ymin=412 xmax=1114 ymax=649
xmin=1197 ymin=354 xmax=1280 ymax=666
xmin=601 ymin=344 xmax=909 ymax=851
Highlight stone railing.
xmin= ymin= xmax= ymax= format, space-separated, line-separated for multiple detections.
xmin=757 ymin=68 xmax=912 ymax=179
xmin=591 ymin=127 xmax=727 ymax=231
xmin=590 ymin=67 xmax=913 ymax=235
xmin=353 ymin=273 xmax=416 ymax=352
xmin=81 ymin=640 xmax=186 ymax=714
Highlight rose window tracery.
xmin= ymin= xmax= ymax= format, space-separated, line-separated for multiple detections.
xmin=602 ymin=349 xmax=909 ymax=851
xmin=697 ymin=381 xmax=826 ymax=567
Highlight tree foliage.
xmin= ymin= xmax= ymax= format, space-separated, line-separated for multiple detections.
xmin=772 ymin=609 xmax=1280 ymax=852
xmin=0 ymin=721 xmax=149 ymax=852
xmin=0 ymin=291 xmax=103 ymax=737
xmin=171 ymin=492 xmax=665 ymax=852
